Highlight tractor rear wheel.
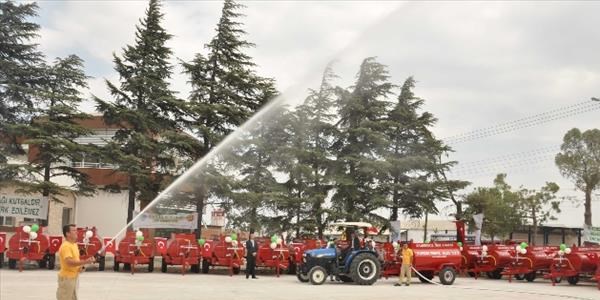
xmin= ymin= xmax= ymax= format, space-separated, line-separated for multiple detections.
xmin=98 ymin=256 xmax=105 ymax=271
xmin=47 ymin=255 xmax=55 ymax=270
xmin=439 ymin=267 xmax=457 ymax=285
xmin=8 ymin=259 xmax=16 ymax=269
xmin=202 ymin=260 xmax=210 ymax=274
xmin=567 ymin=275 xmax=579 ymax=285
xmin=525 ymin=272 xmax=536 ymax=282
xmin=148 ymin=257 xmax=154 ymax=273
xmin=161 ymin=258 xmax=167 ymax=273
xmin=297 ymin=271 xmax=309 ymax=282
xmin=308 ymin=266 xmax=327 ymax=285
xmin=418 ymin=271 xmax=434 ymax=283
xmin=349 ymin=253 xmax=380 ymax=285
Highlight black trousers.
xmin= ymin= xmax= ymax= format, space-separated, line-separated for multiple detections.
xmin=246 ymin=255 xmax=256 ymax=278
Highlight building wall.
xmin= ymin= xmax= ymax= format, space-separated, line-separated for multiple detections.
xmin=75 ymin=190 xmax=129 ymax=239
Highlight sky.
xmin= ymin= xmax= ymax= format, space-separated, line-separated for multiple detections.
xmin=32 ymin=1 xmax=600 ymax=227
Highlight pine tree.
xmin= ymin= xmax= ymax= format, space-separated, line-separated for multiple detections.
xmin=94 ymin=0 xmax=196 ymax=224
xmin=0 ymin=1 xmax=44 ymax=179
xmin=11 ymin=55 xmax=95 ymax=225
xmin=182 ymin=0 xmax=276 ymax=236
xmin=331 ymin=57 xmax=393 ymax=223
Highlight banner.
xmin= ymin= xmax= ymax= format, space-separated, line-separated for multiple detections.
xmin=0 ymin=194 xmax=49 ymax=220
xmin=133 ymin=212 xmax=198 ymax=230
xmin=390 ymin=220 xmax=401 ymax=242
xmin=473 ymin=213 xmax=484 ymax=246
xmin=583 ymin=225 xmax=600 ymax=244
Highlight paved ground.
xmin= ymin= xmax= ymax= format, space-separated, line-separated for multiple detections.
xmin=1 ymin=263 xmax=599 ymax=300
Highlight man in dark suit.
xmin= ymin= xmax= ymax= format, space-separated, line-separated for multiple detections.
xmin=245 ymin=230 xmax=258 ymax=279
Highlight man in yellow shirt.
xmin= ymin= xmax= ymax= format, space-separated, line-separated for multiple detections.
xmin=395 ymin=243 xmax=414 ymax=286
xmin=56 ymin=224 xmax=95 ymax=300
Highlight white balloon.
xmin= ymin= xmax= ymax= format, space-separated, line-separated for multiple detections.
xmin=558 ymin=250 xmax=565 ymax=256
xmin=392 ymin=242 xmax=399 ymax=249
xmin=29 ymin=232 xmax=37 ymax=240
xmin=482 ymin=245 xmax=488 ymax=252
xmin=225 ymin=236 xmax=232 ymax=243
xmin=520 ymin=248 xmax=527 ymax=255
xmin=515 ymin=245 xmax=521 ymax=252
xmin=459 ymin=247 xmax=463 ymax=251
xmin=135 ymin=230 xmax=143 ymax=237
xmin=276 ymin=238 xmax=283 ymax=245
xmin=481 ymin=251 xmax=488 ymax=257
xmin=564 ymin=248 xmax=572 ymax=255
xmin=23 ymin=225 xmax=31 ymax=233
xmin=270 ymin=242 xmax=277 ymax=249
xmin=85 ymin=230 xmax=93 ymax=238
xmin=232 ymin=240 xmax=238 ymax=247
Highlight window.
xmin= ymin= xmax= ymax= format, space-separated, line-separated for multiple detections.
xmin=62 ymin=208 xmax=72 ymax=226
xmin=0 ymin=216 xmax=16 ymax=226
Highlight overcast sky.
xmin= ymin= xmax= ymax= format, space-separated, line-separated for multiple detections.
xmin=34 ymin=1 xmax=600 ymax=227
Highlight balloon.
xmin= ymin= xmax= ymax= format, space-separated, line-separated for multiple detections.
xmin=232 ymin=240 xmax=238 ymax=247
xmin=560 ymin=244 xmax=566 ymax=251
xmin=136 ymin=235 xmax=144 ymax=241
xmin=270 ymin=242 xmax=277 ymax=250
xmin=198 ymin=239 xmax=206 ymax=246
xmin=231 ymin=233 xmax=237 ymax=241
xmin=29 ymin=232 xmax=38 ymax=240
xmin=31 ymin=224 xmax=39 ymax=233
xmin=271 ymin=235 xmax=277 ymax=243
xmin=459 ymin=247 xmax=463 ymax=251
xmin=565 ymin=248 xmax=572 ymax=255
xmin=136 ymin=230 xmax=143 ymax=238
xmin=457 ymin=242 xmax=463 ymax=247
xmin=23 ymin=225 xmax=31 ymax=233
xmin=225 ymin=236 xmax=232 ymax=243
xmin=392 ymin=242 xmax=399 ymax=249
xmin=482 ymin=245 xmax=488 ymax=252
xmin=515 ymin=245 xmax=521 ymax=252
xmin=520 ymin=248 xmax=527 ymax=255
xmin=85 ymin=230 xmax=93 ymax=238
xmin=481 ymin=251 xmax=487 ymax=257
xmin=558 ymin=250 xmax=565 ymax=256
xmin=520 ymin=242 xmax=528 ymax=249
xmin=276 ymin=238 xmax=282 ymax=245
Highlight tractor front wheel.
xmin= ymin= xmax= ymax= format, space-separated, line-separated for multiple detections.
xmin=308 ymin=266 xmax=327 ymax=285
xmin=296 ymin=271 xmax=309 ymax=282
xmin=349 ymin=253 xmax=380 ymax=285
xmin=439 ymin=267 xmax=457 ymax=285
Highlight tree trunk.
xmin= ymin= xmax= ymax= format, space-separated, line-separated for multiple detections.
xmin=41 ymin=163 xmax=51 ymax=226
xmin=423 ymin=212 xmax=429 ymax=242
xmin=196 ymin=195 xmax=205 ymax=240
xmin=532 ymin=206 xmax=538 ymax=245
xmin=585 ymin=187 xmax=592 ymax=226
xmin=126 ymin=176 xmax=136 ymax=225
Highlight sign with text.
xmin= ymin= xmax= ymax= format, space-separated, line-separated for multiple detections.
xmin=133 ymin=212 xmax=198 ymax=230
xmin=0 ymin=194 xmax=49 ymax=220
xmin=583 ymin=225 xmax=600 ymax=244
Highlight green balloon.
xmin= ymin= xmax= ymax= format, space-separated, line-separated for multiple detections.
xmin=520 ymin=242 xmax=528 ymax=249
xmin=271 ymin=235 xmax=277 ymax=243
xmin=560 ymin=244 xmax=566 ymax=251
xmin=457 ymin=242 xmax=463 ymax=247
xmin=231 ymin=233 xmax=237 ymax=241
xmin=136 ymin=236 xmax=144 ymax=241
xmin=31 ymin=224 xmax=39 ymax=233
xmin=198 ymin=239 xmax=205 ymax=246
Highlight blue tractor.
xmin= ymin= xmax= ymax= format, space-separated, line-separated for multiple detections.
xmin=296 ymin=222 xmax=381 ymax=285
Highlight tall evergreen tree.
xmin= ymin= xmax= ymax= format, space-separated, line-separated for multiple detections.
xmin=11 ymin=55 xmax=95 ymax=225
xmin=518 ymin=182 xmax=560 ymax=245
xmin=331 ymin=57 xmax=393 ymax=223
xmin=182 ymin=0 xmax=276 ymax=236
xmin=95 ymin=0 xmax=195 ymax=224
xmin=0 ymin=1 xmax=44 ymax=180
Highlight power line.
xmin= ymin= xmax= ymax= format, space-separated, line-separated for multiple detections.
xmin=452 ymin=145 xmax=559 ymax=168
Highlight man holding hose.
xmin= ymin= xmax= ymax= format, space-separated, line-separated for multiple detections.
xmin=56 ymin=224 xmax=95 ymax=300
xmin=395 ymin=243 xmax=414 ymax=286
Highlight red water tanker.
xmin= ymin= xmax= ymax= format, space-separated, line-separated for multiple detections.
xmin=113 ymin=230 xmax=155 ymax=274
xmin=256 ymin=238 xmax=290 ymax=277
xmin=501 ymin=245 xmax=558 ymax=282
xmin=76 ymin=227 xmax=105 ymax=271
xmin=6 ymin=225 xmax=62 ymax=271
xmin=461 ymin=244 xmax=514 ymax=279
xmin=380 ymin=242 xmax=462 ymax=285
xmin=544 ymin=246 xmax=600 ymax=287
xmin=200 ymin=236 xmax=244 ymax=275
xmin=0 ymin=232 xmax=7 ymax=268
xmin=158 ymin=233 xmax=201 ymax=274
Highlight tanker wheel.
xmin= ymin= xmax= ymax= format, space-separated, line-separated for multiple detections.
xmin=148 ymin=257 xmax=154 ymax=273
xmin=492 ymin=269 xmax=502 ymax=279
xmin=567 ymin=275 xmax=579 ymax=285
xmin=486 ymin=272 xmax=494 ymax=279
xmin=233 ymin=267 xmax=240 ymax=275
xmin=98 ymin=256 xmax=105 ymax=271
xmin=467 ymin=272 xmax=476 ymax=278
xmin=161 ymin=258 xmax=167 ymax=273
xmin=439 ymin=267 xmax=457 ymax=285
xmin=514 ymin=274 xmax=525 ymax=280
xmin=418 ymin=271 xmax=434 ymax=283
xmin=287 ymin=260 xmax=297 ymax=274
xmin=339 ymin=275 xmax=353 ymax=282
xmin=123 ymin=263 xmax=131 ymax=271
xmin=201 ymin=260 xmax=210 ymax=274
xmin=47 ymin=255 xmax=55 ymax=270
xmin=553 ymin=276 xmax=562 ymax=284
xmin=525 ymin=271 xmax=536 ymax=282
xmin=0 ymin=253 xmax=3 ymax=268
xmin=38 ymin=254 xmax=47 ymax=269
xmin=114 ymin=261 xmax=120 ymax=272
xmin=297 ymin=271 xmax=309 ymax=282
xmin=308 ymin=266 xmax=327 ymax=285
xmin=349 ymin=253 xmax=380 ymax=285
xmin=8 ymin=259 xmax=16 ymax=270
xmin=191 ymin=263 xmax=200 ymax=273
